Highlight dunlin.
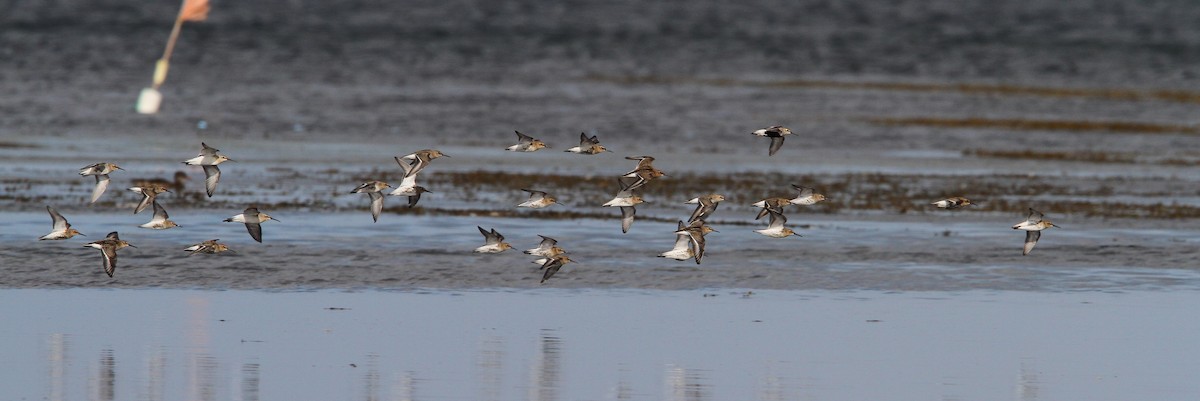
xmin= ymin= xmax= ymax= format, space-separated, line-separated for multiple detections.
xmin=1012 ymin=208 xmax=1060 ymax=255
xmin=539 ymin=254 xmax=575 ymax=284
xmin=182 ymin=142 xmax=233 ymax=197
xmin=350 ymin=180 xmax=391 ymax=222
xmin=789 ymin=185 xmax=827 ymax=205
xmin=565 ymin=132 xmax=607 ymax=155
xmin=129 ymin=184 xmax=170 ymax=214
xmin=474 ymin=226 xmax=512 ymax=253
xmin=685 ymin=194 xmax=725 ymax=223
xmin=507 ymin=131 xmax=548 ymax=152
xmin=523 ymin=235 xmax=559 ymax=256
xmin=518 ymin=189 xmax=558 ymax=208
xmin=751 ymin=125 xmax=793 ymax=156
xmin=752 ymin=197 xmax=791 ymax=220
xmin=84 ymin=231 xmax=134 ymax=277
xmin=932 ymin=197 xmax=972 ymax=209
xmin=184 ymin=239 xmax=232 ymax=255
xmin=224 ymin=206 xmax=280 ymax=243
xmin=532 ymin=246 xmax=567 ymax=266
xmin=389 ymin=157 xmax=432 ymax=207
xmin=139 ymin=201 xmax=180 ymax=229
xmin=755 ymin=209 xmax=800 ymax=238
xmin=675 ymin=220 xmax=716 ymax=264
xmin=40 ymin=206 xmax=83 ymax=240
xmin=79 ymin=162 xmax=122 ymax=203
xmin=622 ymin=156 xmax=666 ymax=191
xmin=398 ymin=149 xmax=449 ymax=178
xmin=602 ymin=178 xmax=645 ymax=233
xmin=658 ymin=220 xmax=695 ymax=261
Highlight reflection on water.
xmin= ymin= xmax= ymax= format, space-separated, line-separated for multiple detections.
xmin=529 ymin=329 xmax=563 ymax=401
xmin=664 ymin=365 xmax=709 ymax=401
xmin=47 ymin=333 xmax=67 ymax=401
xmin=241 ymin=361 xmax=260 ymax=401
xmin=186 ymin=297 xmax=217 ymax=401
xmin=143 ymin=347 xmax=165 ymax=401
xmin=363 ymin=353 xmax=380 ymax=401
xmin=477 ymin=335 xmax=504 ymax=401
xmin=390 ymin=370 xmax=417 ymax=401
xmin=1016 ymin=359 xmax=1040 ymax=401
xmin=9 ymin=289 xmax=1200 ymax=401
xmin=93 ymin=349 xmax=115 ymax=401
xmin=757 ymin=361 xmax=791 ymax=401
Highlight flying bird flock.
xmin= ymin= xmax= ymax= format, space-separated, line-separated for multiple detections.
xmin=43 ymin=128 xmax=1059 ymax=283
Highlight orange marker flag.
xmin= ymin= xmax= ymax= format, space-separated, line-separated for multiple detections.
xmin=179 ymin=0 xmax=210 ymax=22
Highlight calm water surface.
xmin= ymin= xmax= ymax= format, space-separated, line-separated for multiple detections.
xmin=4 ymin=289 xmax=1199 ymax=401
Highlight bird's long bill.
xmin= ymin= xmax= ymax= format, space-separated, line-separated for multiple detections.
xmin=77 ymin=233 xmax=87 ymax=236
xmin=1051 ymin=223 xmax=1062 ymax=228
xmin=127 ymin=244 xmax=138 ymax=248
xmin=270 ymin=216 xmax=281 ymax=222
xmin=226 ymin=159 xmax=237 ymax=162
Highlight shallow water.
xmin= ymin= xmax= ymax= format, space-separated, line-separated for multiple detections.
xmin=5 ymin=289 xmax=1200 ymax=401
xmin=5 ymin=210 xmax=1200 ymax=290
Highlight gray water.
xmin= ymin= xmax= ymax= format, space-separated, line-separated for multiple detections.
xmin=6 ymin=289 xmax=1200 ymax=401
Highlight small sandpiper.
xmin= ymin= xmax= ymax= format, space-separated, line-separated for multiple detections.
xmin=751 ymin=125 xmax=793 ymax=156
xmin=602 ymin=178 xmax=645 ymax=233
xmin=184 ymin=239 xmax=232 ymax=255
xmin=389 ymin=157 xmax=432 ymax=208
xmin=507 ymin=131 xmax=548 ymax=152
xmin=79 ymin=162 xmax=123 ymax=203
xmin=40 ymin=206 xmax=83 ymax=240
xmin=84 ymin=231 xmax=135 ymax=277
xmin=523 ymin=235 xmax=559 ymax=256
xmin=932 ymin=197 xmax=972 ymax=209
xmin=517 ymin=189 xmax=558 ymax=208
xmin=139 ymin=201 xmax=180 ymax=230
xmin=129 ymin=184 xmax=170 ymax=214
xmin=1012 ymin=208 xmax=1060 ymax=255
xmin=622 ymin=156 xmax=666 ymax=191
xmin=398 ymin=149 xmax=449 ymax=178
xmin=532 ymin=246 xmax=568 ymax=266
xmin=350 ymin=180 xmax=391 ymax=222
xmin=565 ymin=132 xmax=607 ymax=155
xmin=539 ymin=254 xmax=575 ymax=284
xmin=752 ymin=197 xmax=791 ymax=220
xmin=474 ymin=226 xmax=512 ymax=253
xmin=224 ymin=206 xmax=280 ymax=243
xmin=685 ymin=194 xmax=725 ymax=223
xmin=789 ymin=185 xmax=827 ymax=205
xmin=755 ymin=209 xmax=800 ymax=238
xmin=658 ymin=220 xmax=696 ymax=261
xmin=182 ymin=142 xmax=233 ymax=197
xmin=675 ymin=220 xmax=717 ymax=264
